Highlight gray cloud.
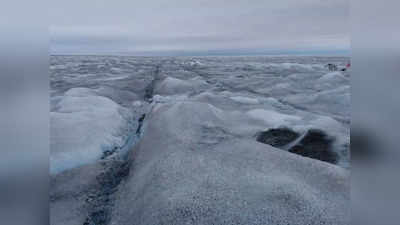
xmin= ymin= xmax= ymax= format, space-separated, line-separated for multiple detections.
xmin=50 ymin=0 xmax=349 ymax=55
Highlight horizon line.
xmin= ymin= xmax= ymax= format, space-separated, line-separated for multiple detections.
xmin=50 ymin=49 xmax=350 ymax=57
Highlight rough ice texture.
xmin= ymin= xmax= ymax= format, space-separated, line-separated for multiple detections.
xmin=50 ymin=56 xmax=350 ymax=225
xmin=50 ymin=56 xmax=350 ymax=170
xmin=154 ymin=76 xmax=209 ymax=96
xmin=256 ymin=127 xmax=300 ymax=147
xmin=247 ymin=109 xmax=301 ymax=127
xmin=50 ymin=88 xmax=133 ymax=174
xmin=110 ymin=102 xmax=349 ymax=225
xmin=230 ymin=96 xmax=260 ymax=104
xmin=50 ymin=163 xmax=103 ymax=225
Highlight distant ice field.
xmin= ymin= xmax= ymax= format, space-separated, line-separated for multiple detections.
xmin=50 ymin=55 xmax=350 ymax=174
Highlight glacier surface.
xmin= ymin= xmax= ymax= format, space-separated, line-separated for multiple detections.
xmin=50 ymin=55 xmax=350 ymax=225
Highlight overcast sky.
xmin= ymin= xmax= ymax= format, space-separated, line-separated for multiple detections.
xmin=50 ymin=0 xmax=349 ymax=55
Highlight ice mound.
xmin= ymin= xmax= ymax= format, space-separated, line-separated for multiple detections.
xmin=192 ymin=91 xmax=221 ymax=102
xmin=110 ymin=101 xmax=349 ymax=225
xmin=314 ymin=86 xmax=350 ymax=111
xmin=316 ymin=72 xmax=348 ymax=90
xmin=267 ymin=63 xmax=324 ymax=73
xmin=255 ymin=82 xmax=294 ymax=97
xmin=284 ymin=85 xmax=350 ymax=118
xmin=247 ymin=109 xmax=301 ymax=127
xmin=94 ymin=86 xmax=140 ymax=106
xmin=64 ymin=87 xmax=95 ymax=97
xmin=149 ymin=102 xmax=224 ymax=131
xmin=152 ymin=94 xmax=189 ymax=104
xmin=184 ymin=59 xmax=204 ymax=67
xmin=230 ymin=96 xmax=260 ymax=104
xmin=154 ymin=76 xmax=208 ymax=95
xmin=50 ymin=88 xmax=134 ymax=174
xmin=318 ymin=72 xmax=346 ymax=83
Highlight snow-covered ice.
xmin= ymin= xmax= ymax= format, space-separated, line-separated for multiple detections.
xmin=154 ymin=76 xmax=209 ymax=95
xmin=50 ymin=55 xmax=350 ymax=225
xmin=230 ymin=96 xmax=260 ymax=104
xmin=50 ymin=88 xmax=135 ymax=174
xmin=247 ymin=108 xmax=301 ymax=127
xmin=109 ymin=101 xmax=349 ymax=225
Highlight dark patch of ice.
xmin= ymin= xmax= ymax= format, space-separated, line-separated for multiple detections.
xmin=256 ymin=127 xmax=300 ymax=147
xmin=289 ymin=129 xmax=338 ymax=164
xmin=257 ymin=128 xmax=339 ymax=164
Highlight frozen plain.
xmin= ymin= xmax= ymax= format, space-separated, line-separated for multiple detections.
xmin=50 ymin=55 xmax=350 ymax=225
